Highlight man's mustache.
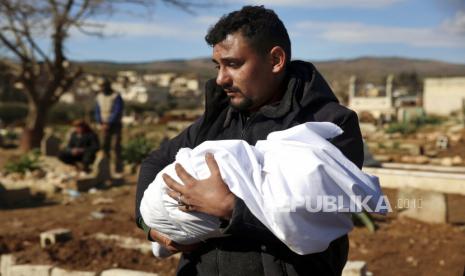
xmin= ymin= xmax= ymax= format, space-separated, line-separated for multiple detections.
xmin=222 ymin=86 xmax=241 ymax=94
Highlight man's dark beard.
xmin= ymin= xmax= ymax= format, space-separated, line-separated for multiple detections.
xmin=229 ymin=96 xmax=253 ymax=111
xmin=223 ymin=86 xmax=253 ymax=111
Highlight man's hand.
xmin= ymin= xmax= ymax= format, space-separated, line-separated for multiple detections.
xmin=71 ymin=148 xmax=84 ymax=156
xmin=101 ymin=123 xmax=109 ymax=132
xmin=149 ymin=228 xmax=200 ymax=253
xmin=163 ymin=153 xmax=236 ymax=219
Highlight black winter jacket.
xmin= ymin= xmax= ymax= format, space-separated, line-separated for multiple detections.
xmin=66 ymin=131 xmax=100 ymax=155
xmin=135 ymin=61 xmax=364 ymax=276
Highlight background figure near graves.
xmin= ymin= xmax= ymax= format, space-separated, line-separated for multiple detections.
xmin=59 ymin=120 xmax=100 ymax=172
xmin=95 ymin=78 xmax=124 ymax=173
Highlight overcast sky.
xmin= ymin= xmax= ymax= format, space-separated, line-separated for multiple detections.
xmin=65 ymin=0 xmax=465 ymax=63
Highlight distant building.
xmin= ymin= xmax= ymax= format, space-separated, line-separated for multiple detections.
xmin=348 ymin=75 xmax=424 ymax=123
xmin=59 ymin=73 xmax=103 ymax=104
xmin=423 ymin=77 xmax=465 ymax=116
xmin=169 ymin=77 xmax=201 ymax=98
xmin=113 ymin=81 xmax=169 ymax=104
xmin=118 ymin=71 xmax=138 ymax=83
xmin=143 ymin=73 xmax=176 ymax=87
xmin=348 ymin=75 xmax=395 ymax=121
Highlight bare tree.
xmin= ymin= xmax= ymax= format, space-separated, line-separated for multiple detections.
xmin=0 ymin=0 xmax=210 ymax=151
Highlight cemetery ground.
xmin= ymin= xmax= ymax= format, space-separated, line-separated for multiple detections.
xmin=0 ymin=153 xmax=464 ymax=275
xmin=1 ymin=117 xmax=465 ymax=275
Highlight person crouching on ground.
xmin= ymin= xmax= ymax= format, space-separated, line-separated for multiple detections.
xmin=59 ymin=119 xmax=100 ymax=173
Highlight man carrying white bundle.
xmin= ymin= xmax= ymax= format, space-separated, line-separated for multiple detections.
xmin=135 ymin=5 xmax=373 ymax=275
xmin=140 ymin=122 xmax=386 ymax=258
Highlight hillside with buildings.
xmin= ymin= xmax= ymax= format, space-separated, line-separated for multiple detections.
xmin=77 ymin=56 xmax=465 ymax=81
xmin=72 ymin=56 xmax=465 ymax=105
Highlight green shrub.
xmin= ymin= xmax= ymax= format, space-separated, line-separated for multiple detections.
xmin=122 ymin=136 xmax=154 ymax=165
xmin=385 ymin=123 xmax=417 ymax=134
xmin=412 ymin=114 xmax=444 ymax=126
xmin=4 ymin=149 xmax=41 ymax=174
xmin=386 ymin=114 xmax=445 ymax=135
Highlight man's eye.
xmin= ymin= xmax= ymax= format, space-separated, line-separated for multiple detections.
xmin=228 ymin=62 xmax=239 ymax=68
xmin=214 ymin=65 xmax=220 ymax=70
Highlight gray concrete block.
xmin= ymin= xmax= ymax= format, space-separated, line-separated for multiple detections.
xmin=1 ymin=254 xmax=15 ymax=276
xmin=40 ymin=228 xmax=72 ymax=248
xmin=70 ymin=176 xmax=98 ymax=192
xmin=0 ymin=187 xmax=32 ymax=207
xmin=342 ymin=261 xmax=367 ymax=276
xmin=398 ymin=188 xmax=447 ymax=223
xmin=51 ymin=267 xmax=96 ymax=276
xmin=111 ymin=176 xmax=125 ymax=186
xmin=100 ymin=269 xmax=158 ymax=276
xmin=9 ymin=265 xmax=52 ymax=276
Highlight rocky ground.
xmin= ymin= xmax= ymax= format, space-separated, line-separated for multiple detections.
xmin=1 ymin=179 xmax=464 ymax=276
xmin=363 ymin=121 xmax=465 ymax=166
xmin=1 ymin=119 xmax=465 ymax=276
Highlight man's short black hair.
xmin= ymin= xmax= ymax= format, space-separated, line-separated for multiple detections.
xmin=205 ymin=5 xmax=291 ymax=64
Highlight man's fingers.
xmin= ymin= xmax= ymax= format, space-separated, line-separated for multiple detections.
xmin=166 ymin=188 xmax=184 ymax=204
xmin=179 ymin=204 xmax=197 ymax=212
xmin=162 ymin=173 xmax=187 ymax=195
xmin=205 ymin=153 xmax=221 ymax=177
xmin=175 ymin=163 xmax=197 ymax=185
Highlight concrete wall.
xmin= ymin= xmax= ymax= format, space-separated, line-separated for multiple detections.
xmin=349 ymin=97 xmax=394 ymax=118
xmin=363 ymin=167 xmax=465 ymax=196
xmin=423 ymin=77 xmax=465 ymax=115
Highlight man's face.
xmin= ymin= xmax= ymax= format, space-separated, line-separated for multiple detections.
xmin=212 ymin=32 xmax=275 ymax=111
xmin=102 ymin=82 xmax=113 ymax=95
xmin=75 ymin=126 xmax=83 ymax=134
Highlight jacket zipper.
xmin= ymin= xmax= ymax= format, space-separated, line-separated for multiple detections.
xmin=241 ymin=113 xmax=256 ymax=140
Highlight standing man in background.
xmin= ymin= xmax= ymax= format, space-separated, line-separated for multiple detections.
xmin=95 ymin=78 xmax=124 ymax=173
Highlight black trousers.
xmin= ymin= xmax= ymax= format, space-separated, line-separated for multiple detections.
xmin=58 ymin=151 xmax=96 ymax=171
xmin=102 ymin=123 xmax=123 ymax=172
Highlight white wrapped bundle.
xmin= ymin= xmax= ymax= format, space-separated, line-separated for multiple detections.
xmin=140 ymin=122 xmax=385 ymax=257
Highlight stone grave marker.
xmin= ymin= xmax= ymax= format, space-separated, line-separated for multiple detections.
xmin=41 ymin=134 xmax=61 ymax=157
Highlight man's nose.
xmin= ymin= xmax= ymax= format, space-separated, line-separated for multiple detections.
xmin=216 ymin=68 xmax=232 ymax=87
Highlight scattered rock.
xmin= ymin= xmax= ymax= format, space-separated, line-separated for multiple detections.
xmin=449 ymin=133 xmax=463 ymax=143
xmin=424 ymin=149 xmax=438 ymax=158
xmin=89 ymin=211 xmax=106 ymax=220
xmin=452 ymin=155 xmax=464 ymax=166
xmin=373 ymin=154 xmax=393 ymax=163
xmin=441 ymin=157 xmax=453 ymax=166
xmin=447 ymin=124 xmax=464 ymax=134
xmin=342 ymin=260 xmax=367 ymax=276
xmin=405 ymin=256 xmax=418 ymax=266
xmin=92 ymin=197 xmax=114 ymax=205
xmin=400 ymin=155 xmax=429 ymax=164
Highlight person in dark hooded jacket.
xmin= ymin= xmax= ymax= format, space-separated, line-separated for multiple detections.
xmin=135 ymin=5 xmax=364 ymax=276
xmin=59 ymin=120 xmax=99 ymax=172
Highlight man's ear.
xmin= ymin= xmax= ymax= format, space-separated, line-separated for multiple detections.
xmin=269 ymin=46 xmax=286 ymax=74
